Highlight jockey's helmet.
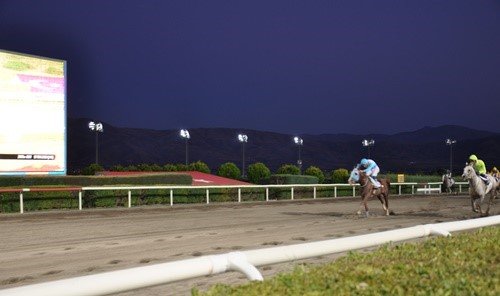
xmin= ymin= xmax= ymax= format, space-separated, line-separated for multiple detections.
xmin=469 ymin=154 xmax=478 ymax=162
xmin=360 ymin=158 xmax=368 ymax=165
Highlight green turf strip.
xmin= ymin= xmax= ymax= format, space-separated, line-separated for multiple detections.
xmin=194 ymin=226 xmax=499 ymax=296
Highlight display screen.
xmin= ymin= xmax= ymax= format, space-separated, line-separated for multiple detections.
xmin=0 ymin=50 xmax=66 ymax=175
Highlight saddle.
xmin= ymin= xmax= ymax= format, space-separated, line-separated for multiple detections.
xmin=479 ymin=175 xmax=490 ymax=185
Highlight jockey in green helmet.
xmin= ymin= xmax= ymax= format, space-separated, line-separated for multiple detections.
xmin=468 ymin=154 xmax=489 ymax=184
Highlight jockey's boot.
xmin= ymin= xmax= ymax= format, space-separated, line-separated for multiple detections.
xmin=370 ymin=176 xmax=381 ymax=188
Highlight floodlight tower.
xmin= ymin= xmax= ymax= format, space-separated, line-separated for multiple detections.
xmin=362 ymin=139 xmax=375 ymax=158
xmin=445 ymin=138 xmax=457 ymax=175
xmin=238 ymin=134 xmax=248 ymax=178
xmin=293 ymin=136 xmax=304 ymax=173
xmin=180 ymin=129 xmax=190 ymax=166
xmin=88 ymin=121 xmax=104 ymax=165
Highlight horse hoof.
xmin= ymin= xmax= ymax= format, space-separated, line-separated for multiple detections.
xmin=357 ymin=211 xmax=361 ymax=215
xmin=364 ymin=212 xmax=370 ymax=218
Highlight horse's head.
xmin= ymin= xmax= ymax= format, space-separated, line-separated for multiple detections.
xmin=348 ymin=167 xmax=359 ymax=184
xmin=348 ymin=167 xmax=368 ymax=184
xmin=462 ymin=164 xmax=475 ymax=180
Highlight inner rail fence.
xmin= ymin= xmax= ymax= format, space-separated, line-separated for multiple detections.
xmin=0 ymin=215 xmax=497 ymax=296
xmin=0 ymin=182 xmax=469 ymax=214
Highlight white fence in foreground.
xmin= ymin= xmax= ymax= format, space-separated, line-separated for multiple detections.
xmin=1 ymin=215 xmax=498 ymax=296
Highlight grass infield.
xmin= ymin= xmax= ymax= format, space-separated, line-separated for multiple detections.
xmin=194 ymin=226 xmax=499 ymax=295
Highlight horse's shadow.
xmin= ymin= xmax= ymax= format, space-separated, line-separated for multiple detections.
xmin=281 ymin=211 xmax=346 ymax=217
xmin=280 ymin=211 xmax=393 ymax=218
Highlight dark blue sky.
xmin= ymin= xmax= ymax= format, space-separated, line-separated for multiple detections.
xmin=1 ymin=1 xmax=499 ymax=134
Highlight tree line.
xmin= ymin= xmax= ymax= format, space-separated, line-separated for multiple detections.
xmin=80 ymin=161 xmax=351 ymax=184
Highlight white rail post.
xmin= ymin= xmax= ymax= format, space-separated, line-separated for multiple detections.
xmin=459 ymin=184 xmax=462 ymax=193
xmin=170 ymin=189 xmax=173 ymax=206
xmin=398 ymin=185 xmax=401 ymax=195
xmin=19 ymin=192 xmax=24 ymax=214
xmin=78 ymin=191 xmax=82 ymax=210
xmin=238 ymin=188 xmax=241 ymax=203
xmin=411 ymin=185 xmax=414 ymax=194
xmin=128 ymin=190 xmax=132 ymax=208
xmin=313 ymin=187 xmax=316 ymax=199
xmin=352 ymin=185 xmax=355 ymax=197
xmin=206 ymin=189 xmax=210 ymax=204
xmin=265 ymin=187 xmax=269 ymax=201
xmin=291 ymin=187 xmax=294 ymax=200
xmin=334 ymin=186 xmax=337 ymax=198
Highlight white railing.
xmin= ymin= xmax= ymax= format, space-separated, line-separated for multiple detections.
xmin=0 ymin=215 xmax=497 ymax=296
xmin=2 ymin=182 xmax=469 ymax=214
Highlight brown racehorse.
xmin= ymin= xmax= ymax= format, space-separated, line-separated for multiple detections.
xmin=348 ymin=168 xmax=391 ymax=217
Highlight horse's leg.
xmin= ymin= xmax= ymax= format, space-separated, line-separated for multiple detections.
xmin=471 ymin=197 xmax=479 ymax=212
xmin=360 ymin=192 xmax=371 ymax=217
xmin=376 ymin=194 xmax=389 ymax=216
xmin=364 ymin=198 xmax=369 ymax=217
xmin=357 ymin=193 xmax=369 ymax=217
xmin=485 ymin=192 xmax=494 ymax=216
xmin=357 ymin=199 xmax=364 ymax=215
xmin=478 ymin=195 xmax=485 ymax=215
xmin=357 ymin=194 xmax=365 ymax=215
xmin=383 ymin=194 xmax=390 ymax=215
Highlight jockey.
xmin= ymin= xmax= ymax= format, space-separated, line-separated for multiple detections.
xmin=491 ymin=167 xmax=499 ymax=179
xmin=442 ymin=169 xmax=455 ymax=186
xmin=357 ymin=158 xmax=381 ymax=188
xmin=468 ymin=154 xmax=489 ymax=185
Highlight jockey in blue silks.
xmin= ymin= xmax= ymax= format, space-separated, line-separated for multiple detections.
xmin=356 ymin=158 xmax=381 ymax=188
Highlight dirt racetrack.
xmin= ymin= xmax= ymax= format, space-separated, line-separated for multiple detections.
xmin=0 ymin=194 xmax=496 ymax=295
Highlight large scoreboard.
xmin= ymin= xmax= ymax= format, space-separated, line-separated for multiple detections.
xmin=0 ymin=50 xmax=66 ymax=175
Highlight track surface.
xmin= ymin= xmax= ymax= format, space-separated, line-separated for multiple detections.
xmin=0 ymin=194 xmax=495 ymax=295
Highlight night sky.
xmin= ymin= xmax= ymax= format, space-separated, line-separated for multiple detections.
xmin=1 ymin=1 xmax=499 ymax=135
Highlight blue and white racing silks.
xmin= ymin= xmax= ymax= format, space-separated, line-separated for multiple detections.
xmin=357 ymin=159 xmax=379 ymax=176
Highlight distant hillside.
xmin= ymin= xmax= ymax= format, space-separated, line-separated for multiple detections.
xmin=68 ymin=118 xmax=500 ymax=174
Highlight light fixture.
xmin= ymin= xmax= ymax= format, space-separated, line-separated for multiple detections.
xmin=180 ymin=129 xmax=190 ymax=166
xmin=180 ymin=129 xmax=190 ymax=139
xmin=88 ymin=121 xmax=104 ymax=165
xmin=361 ymin=139 xmax=375 ymax=158
xmin=293 ymin=136 xmax=303 ymax=173
xmin=238 ymin=134 xmax=248 ymax=178
xmin=445 ymin=138 xmax=457 ymax=174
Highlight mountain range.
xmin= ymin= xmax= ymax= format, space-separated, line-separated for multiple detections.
xmin=68 ymin=118 xmax=500 ymax=174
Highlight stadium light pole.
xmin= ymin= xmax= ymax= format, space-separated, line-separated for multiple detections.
xmin=180 ymin=129 xmax=190 ymax=166
xmin=293 ymin=136 xmax=303 ymax=173
xmin=362 ymin=139 xmax=375 ymax=158
xmin=445 ymin=138 xmax=457 ymax=175
xmin=238 ymin=134 xmax=248 ymax=178
xmin=88 ymin=121 xmax=104 ymax=165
